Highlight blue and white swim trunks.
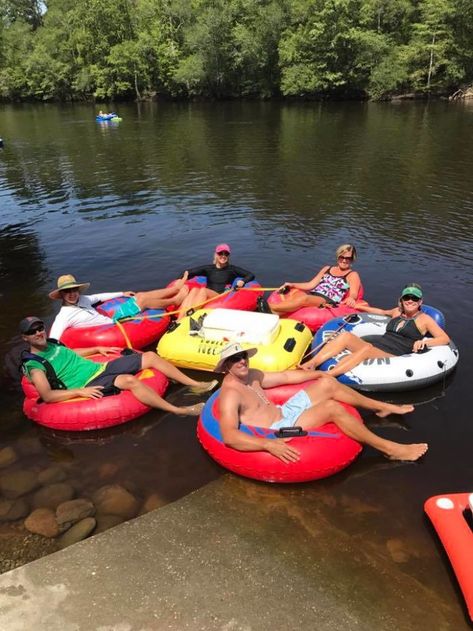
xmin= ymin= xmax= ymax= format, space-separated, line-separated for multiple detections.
xmin=269 ymin=390 xmax=312 ymax=430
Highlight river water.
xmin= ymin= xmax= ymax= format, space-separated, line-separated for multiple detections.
xmin=0 ymin=101 xmax=472 ymax=624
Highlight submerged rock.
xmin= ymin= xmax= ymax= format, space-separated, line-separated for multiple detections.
xmin=38 ymin=465 xmax=67 ymax=485
xmin=33 ymin=483 xmax=75 ymax=510
xmin=24 ymin=508 xmax=60 ymax=538
xmin=0 ymin=446 xmax=18 ymax=469
xmin=92 ymin=484 xmax=139 ymax=519
xmin=58 ymin=517 xmax=97 ymax=549
xmin=0 ymin=470 xmax=39 ymax=498
xmin=56 ymin=498 xmax=95 ymax=528
xmin=94 ymin=513 xmax=125 ymax=534
xmin=139 ymin=493 xmax=166 ymax=515
xmin=0 ymin=498 xmax=29 ymax=522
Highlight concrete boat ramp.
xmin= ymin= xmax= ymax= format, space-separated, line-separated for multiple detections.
xmin=0 ymin=475 xmax=467 ymax=630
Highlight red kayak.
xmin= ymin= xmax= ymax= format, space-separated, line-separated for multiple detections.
xmin=424 ymin=493 xmax=473 ymax=620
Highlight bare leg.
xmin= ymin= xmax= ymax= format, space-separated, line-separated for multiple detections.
xmin=134 ymin=272 xmax=190 ymax=310
xmin=325 ymin=344 xmax=393 ymax=378
xmin=141 ymin=351 xmax=218 ymax=393
xmin=177 ymin=287 xmax=217 ymax=320
xmin=295 ymin=398 xmax=427 ymax=461
xmin=303 ymin=376 xmax=414 ymax=417
xmin=270 ymin=289 xmax=326 ymax=314
xmin=114 ymin=374 xmax=203 ymax=416
xmin=305 ymin=331 xmax=369 ymax=368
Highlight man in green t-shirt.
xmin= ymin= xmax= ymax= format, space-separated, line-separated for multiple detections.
xmin=20 ymin=316 xmax=217 ymax=416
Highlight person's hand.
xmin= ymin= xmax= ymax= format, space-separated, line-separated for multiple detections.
xmin=413 ymin=339 xmax=428 ymax=353
xmin=343 ymin=297 xmax=356 ymax=308
xmin=95 ymin=346 xmax=121 ymax=356
xmin=235 ymin=280 xmax=244 ymax=289
xmin=278 ymin=283 xmax=291 ymax=293
xmin=266 ymin=438 xmax=300 ymax=463
xmin=299 ymin=359 xmax=316 ymax=371
xmin=76 ymin=386 xmax=104 ymax=399
xmin=123 ymin=291 xmax=135 ymax=297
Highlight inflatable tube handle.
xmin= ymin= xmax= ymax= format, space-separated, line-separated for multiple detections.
xmin=274 ymin=426 xmax=308 ymax=438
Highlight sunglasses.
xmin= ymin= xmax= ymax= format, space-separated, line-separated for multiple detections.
xmin=401 ymin=295 xmax=421 ymax=302
xmin=26 ymin=324 xmax=45 ymax=335
xmin=228 ymin=352 xmax=248 ymax=363
xmin=338 ymin=255 xmax=353 ymax=262
xmin=61 ymin=287 xmax=80 ymax=293
xmin=217 ymin=251 xmax=230 ymax=257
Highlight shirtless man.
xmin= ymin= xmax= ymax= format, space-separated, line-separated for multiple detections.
xmin=49 ymin=273 xmax=190 ymax=340
xmin=216 ymin=343 xmax=428 ymax=464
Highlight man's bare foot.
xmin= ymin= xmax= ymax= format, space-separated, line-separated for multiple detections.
xmin=384 ymin=442 xmax=428 ymax=461
xmin=187 ymin=379 xmax=219 ymax=394
xmin=177 ymin=402 xmax=205 ymax=416
xmin=376 ymin=403 xmax=414 ymax=418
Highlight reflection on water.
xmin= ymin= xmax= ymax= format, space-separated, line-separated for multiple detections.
xmin=0 ymin=102 xmax=472 ymax=625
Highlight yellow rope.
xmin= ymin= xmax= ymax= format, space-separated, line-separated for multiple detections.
xmin=112 ymin=286 xmax=283 ymax=325
xmin=114 ymin=319 xmax=133 ymax=349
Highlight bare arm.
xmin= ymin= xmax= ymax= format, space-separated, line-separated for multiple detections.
xmin=29 ymin=369 xmax=104 ymax=403
xmin=282 ymin=266 xmax=328 ymax=292
xmin=354 ymin=304 xmax=399 ymax=316
xmin=341 ymin=272 xmax=361 ymax=307
xmin=260 ymin=370 xmax=325 ymax=389
xmin=219 ymin=388 xmax=300 ymax=463
xmin=412 ymin=315 xmax=450 ymax=352
xmin=73 ymin=346 xmax=121 ymax=357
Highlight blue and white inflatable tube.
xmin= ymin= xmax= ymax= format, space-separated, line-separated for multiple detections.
xmin=311 ymin=306 xmax=459 ymax=392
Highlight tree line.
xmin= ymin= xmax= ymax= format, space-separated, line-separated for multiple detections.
xmin=1 ymin=0 xmax=472 ymax=102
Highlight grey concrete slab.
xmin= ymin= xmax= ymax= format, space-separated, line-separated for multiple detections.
xmin=0 ymin=475 xmax=467 ymax=631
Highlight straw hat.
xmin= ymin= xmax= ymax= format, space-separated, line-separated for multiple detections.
xmin=49 ymin=274 xmax=90 ymax=300
xmin=215 ymin=342 xmax=257 ymax=372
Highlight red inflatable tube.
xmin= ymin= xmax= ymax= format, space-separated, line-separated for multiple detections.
xmin=197 ymin=382 xmax=362 ymax=483
xmin=22 ymin=352 xmax=168 ymax=431
xmin=424 ymin=493 xmax=473 ymax=621
xmin=167 ymin=276 xmax=263 ymax=312
xmin=267 ymin=285 xmax=364 ymax=333
xmin=59 ymin=296 xmax=169 ymax=349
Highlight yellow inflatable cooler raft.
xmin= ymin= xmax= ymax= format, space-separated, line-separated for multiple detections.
xmin=157 ymin=308 xmax=312 ymax=372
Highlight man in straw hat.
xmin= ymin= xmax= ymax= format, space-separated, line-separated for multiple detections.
xmin=20 ymin=316 xmax=217 ymax=416
xmin=49 ymin=273 xmax=190 ymax=341
xmin=215 ymin=343 xmax=428 ymax=463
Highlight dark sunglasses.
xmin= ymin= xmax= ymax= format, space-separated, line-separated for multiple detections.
xmin=228 ymin=352 xmax=248 ymax=363
xmin=338 ymin=255 xmax=353 ymax=262
xmin=26 ymin=324 xmax=45 ymax=335
xmin=401 ymin=294 xmax=420 ymax=302
xmin=217 ymin=251 xmax=230 ymax=257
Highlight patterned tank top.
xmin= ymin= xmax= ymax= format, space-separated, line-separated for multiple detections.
xmin=310 ymin=266 xmax=351 ymax=304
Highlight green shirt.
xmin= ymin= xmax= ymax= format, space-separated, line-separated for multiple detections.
xmin=24 ymin=342 xmax=105 ymax=389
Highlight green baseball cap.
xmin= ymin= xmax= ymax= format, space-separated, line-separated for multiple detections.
xmin=401 ymin=286 xmax=423 ymax=299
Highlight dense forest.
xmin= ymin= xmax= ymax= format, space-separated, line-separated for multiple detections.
xmin=1 ymin=0 xmax=472 ymax=101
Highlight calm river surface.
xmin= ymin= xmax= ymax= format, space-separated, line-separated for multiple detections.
xmin=0 ymin=101 xmax=472 ymax=624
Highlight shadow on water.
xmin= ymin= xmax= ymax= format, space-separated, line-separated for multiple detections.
xmin=1 ymin=101 xmax=473 ymax=627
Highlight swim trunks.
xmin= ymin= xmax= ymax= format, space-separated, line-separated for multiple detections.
xmin=112 ymin=297 xmax=141 ymax=322
xmin=269 ymin=390 xmax=312 ymax=430
xmin=85 ymin=352 xmax=142 ymax=390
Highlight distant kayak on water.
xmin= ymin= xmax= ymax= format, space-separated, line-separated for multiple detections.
xmin=96 ymin=112 xmax=122 ymax=122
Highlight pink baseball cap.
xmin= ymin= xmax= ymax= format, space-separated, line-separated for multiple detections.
xmin=215 ymin=243 xmax=231 ymax=254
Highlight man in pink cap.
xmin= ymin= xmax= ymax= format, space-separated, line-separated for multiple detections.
xmin=176 ymin=244 xmax=255 ymax=319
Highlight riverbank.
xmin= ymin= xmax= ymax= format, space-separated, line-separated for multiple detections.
xmin=0 ymin=475 xmax=468 ymax=630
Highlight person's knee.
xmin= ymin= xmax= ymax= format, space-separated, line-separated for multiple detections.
xmin=134 ymin=292 xmax=145 ymax=309
xmin=141 ymin=351 xmax=156 ymax=366
xmin=316 ymin=374 xmax=337 ymax=395
xmin=116 ymin=374 xmax=137 ymax=389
